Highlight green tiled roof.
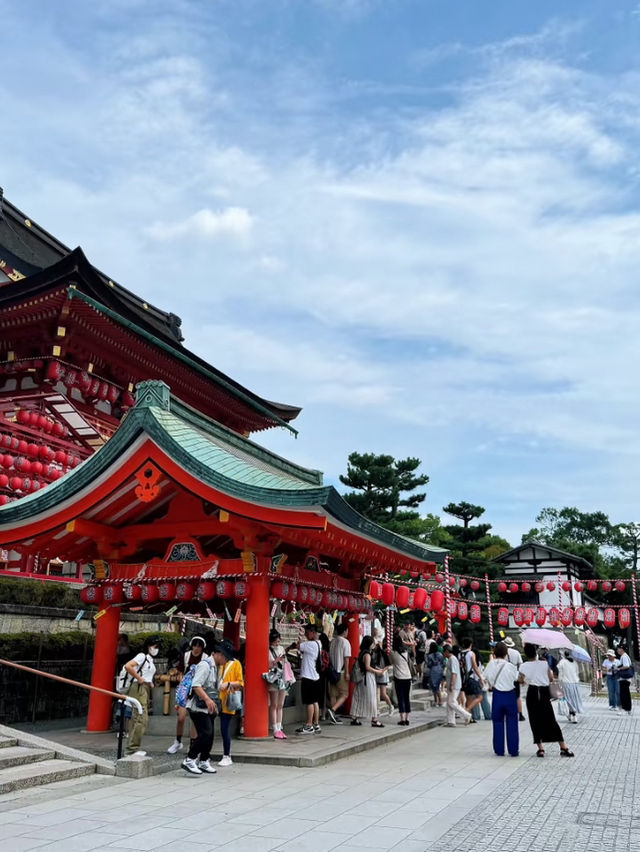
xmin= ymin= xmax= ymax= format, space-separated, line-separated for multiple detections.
xmin=0 ymin=381 xmax=447 ymax=563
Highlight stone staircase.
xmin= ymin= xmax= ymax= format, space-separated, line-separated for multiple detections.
xmin=0 ymin=734 xmax=97 ymax=795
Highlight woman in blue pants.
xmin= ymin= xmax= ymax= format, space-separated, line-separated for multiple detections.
xmin=484 ymin=642 xmax=519 ymax=757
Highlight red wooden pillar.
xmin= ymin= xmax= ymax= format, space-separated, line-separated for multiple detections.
xmin=223 ymin=619 xmax=241 ymax=649
xmin=87 ymin=604 xmax=119 ymax=731
xmin=243 ymin=575 xmax=269 ymax=738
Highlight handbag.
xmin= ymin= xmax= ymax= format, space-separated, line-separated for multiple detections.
xmin=549 ymin=681 xmax=564 ymax=700
xmin=227 ymin=689 xmax=243 ymax=712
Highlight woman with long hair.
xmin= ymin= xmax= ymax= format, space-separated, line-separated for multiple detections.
xmin=616 ymin=645 xmax=635 ymax=715
xmin=519 ymin=643 xmax=574 ymax=758
xmin=372 ymin=633 xmax=394 ymax=716
xmin=391 ymin=633 xmax=412 ymax=726
xmin=267 ymin=629 xmax=288 ymax=739
xmin=351 ymin=635 xmax=385 ymax=727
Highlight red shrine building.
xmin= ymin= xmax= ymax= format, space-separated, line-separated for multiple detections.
xmin=0 ymin=192 xmax=445 ymax=738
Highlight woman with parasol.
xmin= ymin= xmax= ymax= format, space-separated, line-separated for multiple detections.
xmin=519 ymin=643 xmax=574 ymax=758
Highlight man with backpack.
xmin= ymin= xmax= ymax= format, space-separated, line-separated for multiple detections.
xmin=288 ymin=623 xmax=322 ymax=735
xmin=182 ymin=652 xmax=220 ymax=775
xmin=167 ymin=636 xmax=209 ymax=755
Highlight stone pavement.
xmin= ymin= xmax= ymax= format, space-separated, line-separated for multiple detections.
xmin=0 ymin=694 xmax=636 ymax=851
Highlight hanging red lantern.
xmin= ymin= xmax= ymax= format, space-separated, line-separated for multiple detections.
xmin=335 ymin=592 xmax=346 ymax=609
xmin=562 ymin=581 xmax=571 ymax=592
xmin=25 ymin=444 xmax=37 ymax=459
xmin=521 ymin=582 xmax=532 ymax=593
xmin=434 ymin=573 xmax=444 ymax=584
xmin=65 ymin=370 xmax=78 ymax=388
xmin=176 ymin=581 xmax=195 ymax=601
xmin=535 ymin=607 xmax=547 ymax=626
xmin=508 ymin=583 xmax=518 ymax=593
xmin=448 ymin=599 xmax=457 ymax=617
xmin=1 ymin=455 xmax=13 ymax=469
xmin=561 ymin=607 xmax=573 ymax=626
xmin=103 ymin=585 xmax=124 ymax=604
xmin=409 ymin=569 xmax=419 ymax=579
xmin=430 ymin=589 xmax=445 ymax=612
xmin=235 ymin=580 xmax=250 ymax=599
xmin=548 ymin=607 xmax=561 ymax=626
xmin=369 ymin=580 xmax=383 ymax=600
xmin=603 ymin=608 xmax=616 ymax=628
xmin=271 ymin=580 xmax=290 ymax=600
xmin=78 ymin=371 xmax=91 ymax=392
xmin=457 ymin=601 xmax=468 ymax=620
xmin=97 ymin=382 xmax=109 ymax=401
xmin=498 ymin=582 xmax=507 ymax=593
xmin=448 ymin=576 xmax=456 ymax=587
xmin=297 ymin=585 xmax=310 ymax=605
xmin=17 ymin=440 xmax=28 ymax=454
xmin=524 ymin=608 xmax=535 ymax=625
xmin=216 ymin=580 xmax=233 ymax=599
xmin=619 ymin=608 xmax=631 ymax=629
xmin=615 ymin=580 xmax=626 ymax=592
xmin=29 ymin=480 xmax=40 ymax=493
xmin=9 ymin=476 xmax=24 ymax=492
xmin=81 ymin=585 xmax=103 ymax=605
xmin=470 ymin=580 xmax=480 ymax=591
xmin=586 ymin=608 xmax=599 ymax=627
xmin=14 ymin=457 xmax=31 ymax=474
xmin=16 ymin=409 xmax=30 ymax=425
xmin=0 ymin=495 xmax=9 ymax=506
xmin=46 ymin=361 xmax=64 ymax=382
xmin=470 ymin=604 xmax=481 ymax=623
xmin=315 ymin=591 xmax=325 ymax=608
xmin=546 ymin=581 xmax=556 ymax=592
xmin=122 ymin=391 xmax=135 ymax=408
xmin=52 ymin=422 xmax=65 ymax=438
xmin=38 ymin=446 xmax=53 ymax=461
xmin=0 ymin=473 xmax=8 ymax=488
xmin=459 ymin=578 xmax=467 ymax=588
xmin=141 ymin=584 xmax=160 ymax=603
xmin=30 ymin=461 xmax=43 ymax=476
xmin=574 ymin=581 xmax=584 ymax=592
xmin=497 ymin=607 xmax=509 ymax=626
xmin=158 ymin=582 xmax=176 ymax=601
xmin=396 ymin=586 xmax=410 ymax=608
xmin=601 ymin=581 xmax=612 ymax=593
xmin=573 ymin=606 xmax=586 ymax=626
xmin=107 ymin=385 xmax=120 ymax=404
xmin=381 ymin=583 xmax=395 ymax=606
xmin=535 ymin=581 xmax=545 ymax=593
xmin=513 ymin=607 xmax=525 ymax=627
xmin=123 ymin=583 xmax=142 ymax=601
xmin=197 ymin=581 xmax=217 ymax=600
xmin=587 ymin=579 xmax=598 ymax=592
xmin=287 ymin=584 xmax=298 ymax=602
xmin=413 ymin=587 xmax=428 ymax=610
xmin=54 ymin=450 xmax=68 ymax=466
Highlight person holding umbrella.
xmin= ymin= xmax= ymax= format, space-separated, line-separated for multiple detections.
xmin=519 ymin=643 xmax=574 ymax=758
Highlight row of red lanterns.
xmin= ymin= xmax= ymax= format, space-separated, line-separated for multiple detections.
xmin=15 ymin=409 xmax=68 ymax=437
xmin=397 ymin=561 xmax=438 ymax=579
xmin=497 ymin=579 xmax=629 ymax=593
xmin=270 ymin=579 xmax=369 ymax=611
xmin=369 ymin=581 xmax=446 ymax=613
xmin=45 ymin=362 xmax=134 ymax=407
xmin=496 ymin=605 xmax=632 ymax=629
xmin=0 ymin=453 xmax=79 ymax=475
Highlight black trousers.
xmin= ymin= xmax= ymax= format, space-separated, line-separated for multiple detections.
xmin=620 ymin=680 xmax=632 ymax=712
xmin=188 ymin=710 xmax=214 ymax=761
xmin=394 ymin=677 xmax=412 ymax=714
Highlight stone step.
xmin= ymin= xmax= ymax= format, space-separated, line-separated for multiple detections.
xmin=0 ymin=737 xmax=18 ymax=750
xmin=0 ymin=746 xmax=56 ymax=771
xmin=0 ymin=759 xmax=95 ymax=795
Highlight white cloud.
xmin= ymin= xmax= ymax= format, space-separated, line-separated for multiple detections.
xmin=146 ymin=207 xmax=254 ymax=241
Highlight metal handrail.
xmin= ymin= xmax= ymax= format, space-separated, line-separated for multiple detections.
xmin=0 ymin=657 xmax=143 ymax=759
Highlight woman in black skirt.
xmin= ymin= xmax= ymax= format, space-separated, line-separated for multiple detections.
xmin=518 ymin=643 xmax=574 ymax=758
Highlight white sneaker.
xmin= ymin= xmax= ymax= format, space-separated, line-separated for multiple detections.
xmin=198 ymin=760 xmax=217 ymax=774
xmin=388 ymin=706 xmax=396 ymax=717
xmin=181 ymin=757 xmax=203 ymax=775
xmin=132 ymin=750 xmax=147 ymax=757
xmin=167 ymin=739 xmax=183 ymax=754
xmin=218 ymin=755 xmax=233 ymax=767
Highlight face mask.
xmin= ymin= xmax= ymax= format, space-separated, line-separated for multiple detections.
xmin=149 ymin=647 xmax=159 ymax=657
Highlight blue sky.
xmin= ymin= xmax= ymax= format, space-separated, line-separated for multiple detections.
xmin=2 ymin=0 xmax=640 ymax=545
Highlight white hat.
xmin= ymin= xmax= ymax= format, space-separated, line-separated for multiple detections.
xmin=606 ymin=649 xmax=616 ymax=657
xmin=503 ymin=637 xmax=515 ymax=648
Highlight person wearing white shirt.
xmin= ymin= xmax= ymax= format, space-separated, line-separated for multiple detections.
xmin=603 ymin=649 xmax=621 ymax=711
xmin=503 ymin=637 xmax=525 ymax=721
xmin=288 ymin=623 xmax=321 ymax=735
xmin=519 ymin=643 xmax=574 ymax=758
xmin=616 ymin=645 xmax=635 ymax=715
xmin=484 ymin=642 xmax=519 ymax=757
xmin=443 ymin=645 xmax=472 ymax=727
xmin=327 ymin=623 xmax=352 ymax=724
xmin=557 ymin=651 xmax=583 ymax=723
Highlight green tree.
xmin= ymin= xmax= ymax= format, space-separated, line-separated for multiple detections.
xmin=441 ymin=501 xmax=510 ymax=576
xmin=340 ymin=452 xmax=429 ymax=526
xmin=442 ymin=501 xmax=486 ymax=528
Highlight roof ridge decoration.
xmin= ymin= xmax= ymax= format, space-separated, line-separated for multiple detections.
xmin=135 ymin=380 xmax=171 ymax=412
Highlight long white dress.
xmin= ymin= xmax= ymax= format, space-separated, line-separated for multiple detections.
xmin=351 ymin=655 xmax=377 ymax=719
xmin=557 ymin=658 xmax=584 ymax=715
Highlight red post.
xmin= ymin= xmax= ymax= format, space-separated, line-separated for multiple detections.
xmin=346 ymin=612 xmax=361 ymax=709
xmin=223 ymin=619 xmax=241 ymax=649
xmin=86 ymin=604 xmax=120 ymax=731
xmin=243 ymin=575 xmax=270 ymax=738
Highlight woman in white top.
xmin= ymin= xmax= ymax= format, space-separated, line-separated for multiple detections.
xmin=557 ymin=651 xmax=583 ymax=723
xmin=483 ymin=642 xmax=519 ymax=757
xmin=616 ymin=645 xmax=634 ymax=715
xmin=351 ymin=635 xmax=386 ymax=727
xmin=267 ymin=629 xmax=288 ymax=740
xmin=391 ymin=633 xmax=412 ymax=726
xmin=519 ymin=643 xmax=574 ymax=758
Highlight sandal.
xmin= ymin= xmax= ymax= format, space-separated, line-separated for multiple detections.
xmin=371 ymin=720 xmax=384 ymax=728
xmin=560 ymin=748 xmax=574 ymax=757
xmin=536 ymin=749 xmax=545 ymax=758
xmin=350 ymin=719 xmax=362 ymax=726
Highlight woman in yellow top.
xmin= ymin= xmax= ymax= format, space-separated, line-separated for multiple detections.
xmin=213 ymin=639 xmax=244 ymax=766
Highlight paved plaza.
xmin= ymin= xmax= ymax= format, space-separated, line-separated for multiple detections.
xmin=0 ymin=694 xmax=636 ymax=852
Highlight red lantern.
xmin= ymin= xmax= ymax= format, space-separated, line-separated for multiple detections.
xmin=521 ymin=582 xmax=531 ymax=593
xmin=602 ymin=581 xmax=612 ymax=593
xmin=0 ymin=473 xmax=8 ymax=488
xmin=459 ymin=578 xmax=467 ymax=588
xmin=497 ymin=607 xmax=509 ymax=626
xmin=9 ymin=477 xmax=23 ymax=491
xmin=513 ymin=607 xmax=525 ymax=627
xmin=216 ymin=580 xmax=233 ymax=599
xmin=619 ymin=608 xmax=631 ymax=629
xmin=548 ymin=607 xmax=560 ymax=626
xmin=0 ymin=495 xmax=9 ymax=506
xmin=1 ymin=455 xmax=13 ymax=469
xmin=124 ymin=583 xmax=142 ymax=601
xmin=470 ymin=580 xmax=480 ymax=591
xmin=46 ymin=361 xmax=64 ymax=382
xmin=447 ymin=599 xmax=457 ymax=617
xmin=235 ymin=580 xmax=250 ymax=599
xmin=78 ymin=371 xmax=91 ymax=392
xmin=14 ymin=457 xmax=31 ymax=474
xmin=107 ymin=385 xmax=120 ymax=404
xmin=381 ymin=583 xmax=395 ymax=606
xmin=271 ymin=580 xmax=290 ymax=600
xmin=434 ymin=573 xmax=444 ymax=584
xmin=38 ymin=445 xmax=53 ymax=461
xmin=587 ymin=579 xmax=598 ymax=592
xmin=535 ymin=581 xmax=545 ymax=593
xmin=457 ymin=601 xmax=468 ymax=620
xmin=396 ymin=586 xmax=410 ymax=608
xmin=498 ymin=582 xmax=507 ymax=593
xmin=197 ymin=581 xmax=217 ymax=600
xmin=603 ymin=607 xmax=615 ymax=628
xmin=30 ymin=461 xmax=43 ymax=476
xmin=524 ymin=608 xmax=535 ymax=625
xmin=586 ymin=608 xmax=599 ymax=627
xmin=574 ymin=607 xmax=586 ymax=626
xmin=26 ymin=443 xmax=39 ymax=459
xmin=561 ymin=607 xmax=573 ymax=626
xmin=103 ymin=585 xmax=124 ymax=604
xmin=158 ymin=582 xmax=176 ymax=601
xmin=97 ymin=382 xmax=109 ymax=401
xmin=287 ymin=584 xmax=298 ymax=602
xmin=52 ymin=422 xmax=65 ymax=437
xmin=297 ymin=585 xmax=310 ymax=605
xmin=29 ymin=480 xmax=40 ymax=492
xmin=176 ymin=581 xmax=194 ymax=601
xmin=574 ymin=581 xmax=584 ymax=592
xmin=369 ymin=580 xmax=383 ymax=600
xmin=508 ymin=583 xmax=519 ymax=593
xmin=17 ymin=409 xmax=30 ymax=425
xmin=615 ymin=580 xmax=626 ymax=592
xmin=122 ymin=391 xmax=135 ymax=408
xmin=141 ymin=584 xmax=160 ymax=603
xmin=448 ymin=576 xmax=456 ymax=587
xmin=535 ymin=607 xmax=547 ymax=626
xmin=562 ymin=581 xmax=571 ymax=592
xmin=54 ymin=450 xmax=68 ymax=466
xmin=17 ymin=440 xmax=28 ymax=454
xmin=413 ymin=587 xmax=428 ymax=610
xmin=315 ymin=591 xmax=325 ymax=608
xmin=470 ymin=604 xmax=481 ymax=624
xmin=81 ymin=585 xmax=103 ymax=605
xmin=430 ymin=589 xmax=445 ymax=612
xmin=546 ymin=581 xmax=556 ymax=592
